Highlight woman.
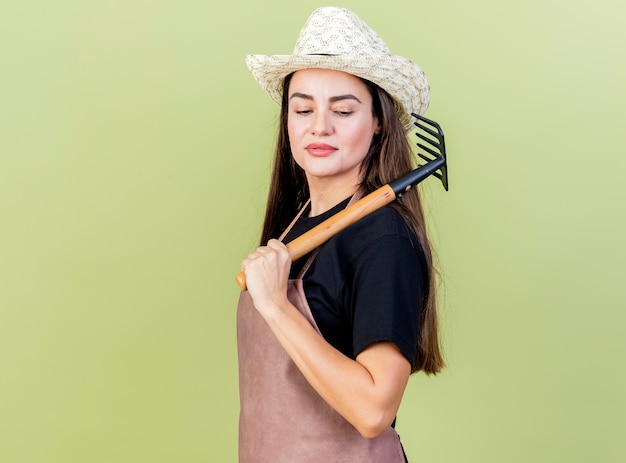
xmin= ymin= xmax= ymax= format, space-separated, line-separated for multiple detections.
xmin=237 ymin=7 xmax=444 ymax=463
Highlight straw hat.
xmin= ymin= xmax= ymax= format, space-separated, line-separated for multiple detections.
xmin=245 ymin=6 xmax=430 ymax=132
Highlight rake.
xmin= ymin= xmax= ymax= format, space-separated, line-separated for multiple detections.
xmin=236 ymin=113 xmax=448 ymax=290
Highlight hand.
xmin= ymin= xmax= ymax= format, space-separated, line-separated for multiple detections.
xmin=241 ymin=239 xmax=291 ymax=318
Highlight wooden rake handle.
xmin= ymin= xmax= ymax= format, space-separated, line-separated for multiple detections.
xmin=235 ymin=185 xmax=396 ymax=290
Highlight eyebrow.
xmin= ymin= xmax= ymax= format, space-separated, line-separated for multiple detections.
xmin=289 ymin=92 xmax=362 ymax=104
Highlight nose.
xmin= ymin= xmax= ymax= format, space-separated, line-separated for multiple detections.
xmin=311 ymin=111 xmax=332 ymax=136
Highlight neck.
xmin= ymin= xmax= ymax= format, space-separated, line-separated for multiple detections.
xmin=307 ymin=177 xmax=360 ymax=217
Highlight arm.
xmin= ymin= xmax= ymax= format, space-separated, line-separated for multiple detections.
xmin=242 ymin=239 xmax=411 ymax=439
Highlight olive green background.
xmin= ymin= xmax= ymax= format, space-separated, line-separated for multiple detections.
xmin=1 ymin=1 xmax=624 ymax=462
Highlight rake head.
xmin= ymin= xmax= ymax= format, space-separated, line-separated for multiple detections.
xmin=388 ymin=114 xmax=449 ymax=197
xmin=412 ymin=113 xmax=449 ymax=191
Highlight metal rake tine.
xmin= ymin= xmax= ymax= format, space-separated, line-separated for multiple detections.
xmin=414 ymin=120 xmax=440 ymax=140
xmin=415 ymin=132 xmax=441 ymax=152
xmin=415 ymin=132 xmax=441 ymax=158
xmin=416 ymin=142 xmax=440 ymax=161
xmin=412 ymin=112 xmax=445 ymax=134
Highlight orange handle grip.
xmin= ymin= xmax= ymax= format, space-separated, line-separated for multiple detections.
xmin=235 ymin=185 xmax=396 ymax=290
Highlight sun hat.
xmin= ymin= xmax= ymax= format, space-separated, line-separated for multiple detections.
xmin=245 ymin=6 xmax=430 ymax=132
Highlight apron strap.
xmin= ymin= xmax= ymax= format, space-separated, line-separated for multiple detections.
xmin=278 ymin=199 xmax=311 ymax=242
xmin=295 ymin=189 xmax=364 ymax=280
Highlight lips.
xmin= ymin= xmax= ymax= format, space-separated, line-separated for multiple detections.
xmin=305 ymin=143 xmax=338 ymax=157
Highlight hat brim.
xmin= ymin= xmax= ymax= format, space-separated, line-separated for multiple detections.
xmin=246 ymin=54 xmax=429 ymax=132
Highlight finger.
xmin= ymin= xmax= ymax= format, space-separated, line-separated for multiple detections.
xmin=266 ymin=239 xmax=288 ymax=252
xmin=246 ymin=246 xmax=272 ymax=260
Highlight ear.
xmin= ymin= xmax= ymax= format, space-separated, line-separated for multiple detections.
xmin=374 ymin=119 xmax=382 ymax=135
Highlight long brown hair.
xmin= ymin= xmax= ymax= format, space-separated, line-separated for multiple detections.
xmin=259 ymin=72 xmax=444 ymax=374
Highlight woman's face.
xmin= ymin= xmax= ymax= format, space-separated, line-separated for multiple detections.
xmin=287 ymin=69 xmax=380 ymax=189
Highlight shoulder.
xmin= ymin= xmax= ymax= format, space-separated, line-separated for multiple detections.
xmin=334 ymin=205 xmax=417 ymax=253
xmin=315 ymin=205 xmax=423 ymax=278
